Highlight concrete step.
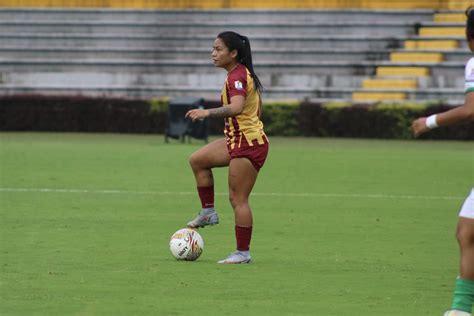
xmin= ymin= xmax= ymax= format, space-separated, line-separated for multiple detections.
xmin=0 ymin=71 xmax=465 ymax=90
xmin=419 ymin=21 xmax=465 ymax=27
xmin=1 ymin=46 xmax=470 ymax=62
xmin=0 ymin=20 xmax=420 ymax=36
xmin=0 ymin=33 xmax=407 ymax=50
xmin=0 ymin=58 xmax=464 ymax=78
xmin=0 ymin=33 xmax=452 ymax=50
xmin=0 ymin=8 xmax=436 ymax=23
xmin=395 ymin=50 xmax=470 ymax=62
xmin=0 ymin=83 xmax=463 ymax=103
xmin=0 ymin=46 xmax=387 ymax=62
xmin=1 ymin=33 xmax=467 ymax=50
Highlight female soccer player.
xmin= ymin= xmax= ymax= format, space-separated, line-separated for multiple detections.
xmin=184 ymin=31 xmax=269 ymax=264
xmin=412 ymin=7 xmax=474 ymax=316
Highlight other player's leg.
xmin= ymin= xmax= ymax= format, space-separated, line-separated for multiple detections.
xmin=218 ymin=157 xmax=258 ymax=264
xmin=445 ymin=190 xmax=474 ymax=315
xmin=187 ymin=138 xmax=230 ymax=228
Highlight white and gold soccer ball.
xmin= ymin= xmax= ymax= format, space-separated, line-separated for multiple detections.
xmin=169 ymin=228 xmax=204 ymax=261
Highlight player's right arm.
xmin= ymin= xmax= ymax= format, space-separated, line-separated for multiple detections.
xmin=412 ymin=93 xmax=474 ymax=137
xmin=412 ymin=57 xmax=474 ymax=137
xmin=185 ymin=95 xmax=245 ymax=122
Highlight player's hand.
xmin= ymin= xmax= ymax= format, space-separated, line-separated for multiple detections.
xmin=411 ymin=117 xmax=430 ymax=137
xmin=185 ymin=109 xmax=209 ymax=122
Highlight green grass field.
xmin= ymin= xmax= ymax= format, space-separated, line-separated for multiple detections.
xmin=1 ymin=132 xmax=473 ymax=315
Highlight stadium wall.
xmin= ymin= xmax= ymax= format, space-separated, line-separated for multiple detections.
xmin=0 ymin=0 xmax=471 ymax=9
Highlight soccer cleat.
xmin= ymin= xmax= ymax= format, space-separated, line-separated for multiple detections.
xmin=443 ymin=310 xmax=472 ymax=316
xmin=217 ymin=251 xmax=251 ymax=264
xmin=186 ymin=210 xmax=219 ymax=228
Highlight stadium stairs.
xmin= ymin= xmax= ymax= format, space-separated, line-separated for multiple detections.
xmin=352 ymin=11 xmax=469 ymax=102
xmin=0 ymin=8 xmax=470 ymax=103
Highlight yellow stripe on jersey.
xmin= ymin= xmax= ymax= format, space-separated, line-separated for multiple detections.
xmin=221 ymin=64 xmax=267 ymax=150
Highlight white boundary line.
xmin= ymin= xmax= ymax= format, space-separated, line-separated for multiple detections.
xmin=0 ymin=187 xmax=465 ymax=200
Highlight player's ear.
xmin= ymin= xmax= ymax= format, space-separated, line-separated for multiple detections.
xmin=230 ymin=49 xmax=238 ymax=60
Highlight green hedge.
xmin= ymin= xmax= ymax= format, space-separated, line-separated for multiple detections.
xmin=297 ymin=101 xmax=474 ymax=140
xmin=0 ymin=95 xmax=166 ymax=133
xmin=260 ymin=101 xmax=300 ymax=136
xmin=0 ymin=95 xmax=472 ymax=140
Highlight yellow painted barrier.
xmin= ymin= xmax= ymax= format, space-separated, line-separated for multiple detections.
xmin=444 ymin=0 xmax=473 ymax=10
xmin=433 ymin=13 xmax=467 ymax=22
xmin=376 ymin=67 xmax=431 ymax=77
xmin=390 ymin=52 xmax=445 ymax=62
xmin=362 ymin=79 xmax=418 ymax=89
xmin=352 ymin=92 xmax=407 ymax=101
xmin=404 ymin=40 xmax=459 ymax=49
xmin=419 ymin=27 xmax=466 ymax=37
xmin=0 ymin=0 xmax=472 ymax=9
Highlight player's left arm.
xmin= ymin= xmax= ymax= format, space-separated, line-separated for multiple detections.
xmin=412 ymin=92 xmax=474 ymax=137
xmin=185 ymin=96 xmax=245 ymax=121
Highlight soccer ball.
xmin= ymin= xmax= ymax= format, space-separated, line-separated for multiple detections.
xmin=169 ymin=228 xmax=204 ymax=261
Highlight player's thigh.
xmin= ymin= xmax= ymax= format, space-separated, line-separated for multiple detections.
xmin=190 ymin=138 xmax=230 ymax=169
xmin=457 ymin=216 xmax=474 ymax=243
xmin=228 ymin=158 xmax=258 ymax=200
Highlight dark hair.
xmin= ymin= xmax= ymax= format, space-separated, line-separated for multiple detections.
xmin=466 ymin=6 xmax=474 ymax=41
xmin=217 ymin=31 xmax=263 ymax=93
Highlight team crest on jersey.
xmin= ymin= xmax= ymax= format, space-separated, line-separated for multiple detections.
xmin=234 ymin=81 xmax=243 ymax=90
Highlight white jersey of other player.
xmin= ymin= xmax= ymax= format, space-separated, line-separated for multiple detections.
xmin=465 ymin=57 xmax=474 ymax=94
xmin=460 ymin=57 xmax=474 ymax=219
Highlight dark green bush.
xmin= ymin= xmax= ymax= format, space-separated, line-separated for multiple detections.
xmin=261 ymin=101 xmax=299 ymax=136
xmin=1 ymin=95 xmax=472 ymax=140
xmin=299 ymin=101 xmax=473 ymax=140
xmin=0 ymin=95 xmax=167 ymax=133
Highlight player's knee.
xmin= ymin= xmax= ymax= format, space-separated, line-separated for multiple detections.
xmin=189 ymin=152 xmax=201 ymax=170
xmin=228 ymin=193 xmax=237 ymax=209
xmin=456 ymin=223 xmax=474 ymax=246
xmin=228 ymin=192 xmax=247 ymax=209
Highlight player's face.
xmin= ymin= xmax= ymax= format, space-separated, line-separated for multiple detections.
xmin=212 ymin=38 xmax=237 ymax=68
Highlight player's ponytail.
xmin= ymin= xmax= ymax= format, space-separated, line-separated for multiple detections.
xmin=238 ymin=34 xmax=263 ymax=94
xmin=217 ymin=31 xmax=263 ymax=93
xmin=466 ymin=6 xmax=474 ymax=40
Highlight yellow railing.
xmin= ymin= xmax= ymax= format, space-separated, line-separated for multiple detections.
xmin=0 ymin=0 xmax=472 ymax=9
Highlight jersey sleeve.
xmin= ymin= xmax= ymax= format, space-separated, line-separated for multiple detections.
xmin=465 ymin=58 xmax=474 ymax=94
xmin=227 ymin=67 xmax=248 ymax=98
